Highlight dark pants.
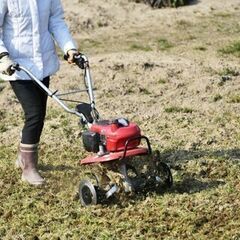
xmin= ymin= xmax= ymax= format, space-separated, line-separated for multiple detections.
xmin=10 ymin=77 xmax=50 ymax=144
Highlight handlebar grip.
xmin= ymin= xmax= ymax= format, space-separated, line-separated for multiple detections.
xmin=74 ymin=54 xmax=86 ymax=69
xmin=10 ymin=63 xmax=20 ymax=71
xmin=64 ymin=53 xmax=86 ymax=69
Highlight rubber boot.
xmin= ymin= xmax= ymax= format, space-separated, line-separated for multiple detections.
xmin=15 ymin=145 xmax=21 ymax=169
xmin=15 ymin=132 xmax=22 ymax=169
xmin=17 ymin=143 xmax=45 ymax=185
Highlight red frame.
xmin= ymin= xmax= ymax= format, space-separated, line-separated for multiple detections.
xmin=80 ymin=147 xmax=149 ymax=164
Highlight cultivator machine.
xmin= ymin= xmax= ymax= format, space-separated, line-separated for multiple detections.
xmin=12 ymin=54 xmax=173 ymax=206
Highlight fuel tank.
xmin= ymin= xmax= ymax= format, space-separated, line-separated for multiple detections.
xmin=90 ymin=119 xmax=141 ymax=152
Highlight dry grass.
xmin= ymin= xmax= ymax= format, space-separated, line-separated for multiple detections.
xmin=1 ymin=0 xmax=240 ymax=239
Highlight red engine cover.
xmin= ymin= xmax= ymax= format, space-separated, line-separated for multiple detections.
xmin=90 ymin=120 xmax=141 ymax=152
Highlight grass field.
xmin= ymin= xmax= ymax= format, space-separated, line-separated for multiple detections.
xmin=0 ymin=0 xmax=240 ymax=239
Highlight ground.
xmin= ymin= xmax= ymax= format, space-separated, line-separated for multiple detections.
xmin=0 ymin=0 xmax=240 ymax=239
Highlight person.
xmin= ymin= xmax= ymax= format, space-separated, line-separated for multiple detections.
xmin=0 ymin=0 xmax=79 ymax=185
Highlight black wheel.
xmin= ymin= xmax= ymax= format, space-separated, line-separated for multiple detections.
xmin=154 ymin=162 xmax=173 ymax=188
xmin=79 ymin=179 xmax=98 ymax=206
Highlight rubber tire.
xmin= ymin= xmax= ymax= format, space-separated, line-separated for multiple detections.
xmin=79 ymin=179 xmax=98 ymax=206
xmin=155 ymin=162 xmax=173 ymax=188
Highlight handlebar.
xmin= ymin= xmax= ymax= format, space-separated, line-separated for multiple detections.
xmin=12 ymin=64 xmax=84 ymax=116
xmin=10 ymin=54 xmax=97 ymax=125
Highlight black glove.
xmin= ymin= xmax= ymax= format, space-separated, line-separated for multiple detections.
xmin=64 ymin=50 xmax=85 ymax=69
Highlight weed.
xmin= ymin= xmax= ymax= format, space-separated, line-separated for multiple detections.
xmin=158 ymin=79 xmax=167 ymax=84
xmin=213 ymin=94 xmax=222 ymax=102
xmin=129 ymin=32 xmax=142 ymax=37
xmin=0 ymin=124 xmax=7 ymax=133
xmin=139 ymin=87 xmax=151 ymax=95
xmin=157 ymin=38 xmax=173 ymax=51
xmin=45 ymin=108 xmax=62 ymax=120
xmin=194 ymin=46 xmax=207 ymax=51
xmin=78 ymin=39 xmax=101 ymax=51
xmin=143 ymin=62 xmax=155 ymax=70
xmin=219 ymin=41 xmax=240 ymax=57
xmin=228 ymin=95 xmax=240 ymax=103
xmin=0 ymin=110 xmax=6 ymax=120
xmin=165 ymin=106 xmax=193 ymax=113
xmin=176 ymin=19 xmax=192 ymax=28
xmin=218 ymin=67 xmax=239 ymax=77
xmin=187 ymin=35 xmax=197 ymax=40
xmin=129 ymin=44 xmax=152 ymax=52
xmin=97 ymin=21 xmax=108 ymax=28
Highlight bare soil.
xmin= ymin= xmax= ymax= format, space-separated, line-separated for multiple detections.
xmin=0 ymin=0 xmax=240 ymax=239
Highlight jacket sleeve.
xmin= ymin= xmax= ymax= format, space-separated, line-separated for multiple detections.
xmin=49 ymin=0 xmax=77 ymax=54
xmin=0 ymin=1 xmax=8 ymax=54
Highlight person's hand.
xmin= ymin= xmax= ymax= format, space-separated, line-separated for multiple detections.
xmin=65 ymin=50 xmax=86 ymax=69
xmin=66 ymin=49 xmax=79 ymax=64
xmin=0 ymin=55 xmax=15 ymax=76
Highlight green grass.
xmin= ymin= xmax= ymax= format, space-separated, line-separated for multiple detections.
xmin=139 ymin=87 xmax=151 ymax=94
xmin=218 ymin=67 xmax=239 ymax=77
xmin=228 ymin=95 xmax=240 ymax=103
xmin=194 ymin=46 xmax=207 ymax=51
xmin=129 ymin=43 xmax=152 ymax=52
xmin=176 ymin=19 xmax=193 ymax=28
xmin=1 ymin=140 xmax=240 ymax=239
xmin=1 ymin=3 xmax=240 ymax=239
xmin=158 ymin=79 xmax=167 ymax=84
xmin=1 ymin=95 xmax=240 ymax=239
xmin=157 ymin=38 xmax=173 ymax=51
xmin=165 ymin=106 xmax=193 ymax=113
xmin=77 ymin=38 xmax=102 ymax=53
xmin=219 ymin=41 xmax=240 ymax=57
xmin=213 ymin=94 xmax=222 ymax=102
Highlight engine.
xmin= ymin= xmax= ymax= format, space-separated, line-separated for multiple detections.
xmin=82 ymin=118 xmax=141 ymax=153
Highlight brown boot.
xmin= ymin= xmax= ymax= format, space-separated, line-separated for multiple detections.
xmin=17 ymin=143 xmax=45 ymax=185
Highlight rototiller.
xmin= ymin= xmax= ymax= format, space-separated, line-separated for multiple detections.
xmin=12 ymin=54 xmax=173 ymax=206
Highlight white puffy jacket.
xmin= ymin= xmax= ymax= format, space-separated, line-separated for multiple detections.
xmin=0 ymin=0 xmax=77 ymax=80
